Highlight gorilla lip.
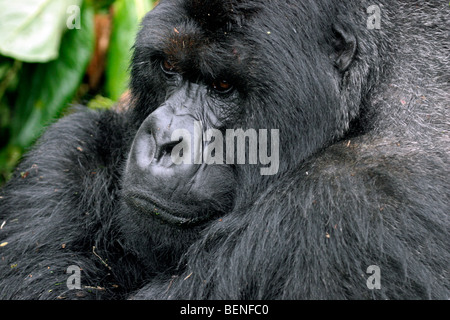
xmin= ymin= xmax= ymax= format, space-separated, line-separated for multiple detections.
xmin=124 ymin=192 xmax=215 ymax=228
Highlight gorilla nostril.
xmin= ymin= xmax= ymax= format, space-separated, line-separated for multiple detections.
xmin=155 ymin=141 xmax=180 ymax=163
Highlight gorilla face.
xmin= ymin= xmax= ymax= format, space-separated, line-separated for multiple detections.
xmin=122 ymin=0 xmax=357 ymax=236
xmin=122 ymin=2 xmax=244 ymax=231
xmin=123 ymin=80 xmax=236 ymax=228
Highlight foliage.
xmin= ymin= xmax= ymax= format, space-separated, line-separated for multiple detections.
xmin=0 ymin=0 xmax=157 ymax=184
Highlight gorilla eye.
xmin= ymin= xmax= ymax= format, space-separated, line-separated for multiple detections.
xmin=211 ymin=79 xmax=233 ymax=93
xmin=161 ymin=58 xmax=177 ymax=74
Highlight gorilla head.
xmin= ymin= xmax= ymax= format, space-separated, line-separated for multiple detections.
xmin=121 ymin=0 xmax=362 ymax=248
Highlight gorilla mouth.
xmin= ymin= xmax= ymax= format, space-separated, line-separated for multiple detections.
xmin=124 ymin=192 xmax=216 ymax=228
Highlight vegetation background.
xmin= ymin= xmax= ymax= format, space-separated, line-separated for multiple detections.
xmin=0 ymin=0 xmax=158 ymax=185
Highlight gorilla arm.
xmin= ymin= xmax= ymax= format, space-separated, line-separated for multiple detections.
xmin=0 ymin=109 xmax=128 ymax=299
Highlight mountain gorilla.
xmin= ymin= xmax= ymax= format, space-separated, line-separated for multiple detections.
xmin=0 ymin=0 xmax=448 ymax=299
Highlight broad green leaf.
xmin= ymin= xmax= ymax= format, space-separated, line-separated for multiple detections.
xmin=10 ymin=3 xmax=94 ymax=148
xmin=106 ymin=0 xmax=154 ymax=101
xmin=0 ymin=0 xmax=82 ymax=62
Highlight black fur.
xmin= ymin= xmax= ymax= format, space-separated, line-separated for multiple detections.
xmin=1 ymin=0 xmax=449 ymax=299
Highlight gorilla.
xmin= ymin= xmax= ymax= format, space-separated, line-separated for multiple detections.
xmin=0 ymin=0 xmax=448 ymax=300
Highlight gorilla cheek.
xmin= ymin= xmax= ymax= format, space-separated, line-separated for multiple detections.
xmin=133 ymin=130 xmax=155 ymax=170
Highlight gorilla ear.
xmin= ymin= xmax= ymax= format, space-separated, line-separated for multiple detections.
xmin=331 ymin=24 xmax=357 ymax=72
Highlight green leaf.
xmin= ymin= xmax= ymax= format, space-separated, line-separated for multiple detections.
xmin=106 ymin=0 xmax=154 ymax=101
xmin=10 ymin=3 xmax=95 ymax=149
xmin=87 ymin=95 xmax=115 ymax=110
xmin=0 ymin=145 xmax=21 ymax=183
xmin=0 ymin=0 xmax=82 ymax=62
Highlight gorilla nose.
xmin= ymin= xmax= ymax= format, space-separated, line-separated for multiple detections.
xmin=134 ymin=106 xmax=199 ymax=172
xmin=154 ymin=139 xmax=180 ymax=167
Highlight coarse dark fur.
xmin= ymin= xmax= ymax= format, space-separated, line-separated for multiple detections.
xmin=0 ymin=0 xmax=449 ymax=299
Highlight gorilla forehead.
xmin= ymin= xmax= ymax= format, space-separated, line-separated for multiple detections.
xmin=136 ymin=0 xmax=262 ymax=79
xmin=136 ymin=0 xmax=337 ymax=82
xmin=182 ymin=0 xmax=262 ymax=32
